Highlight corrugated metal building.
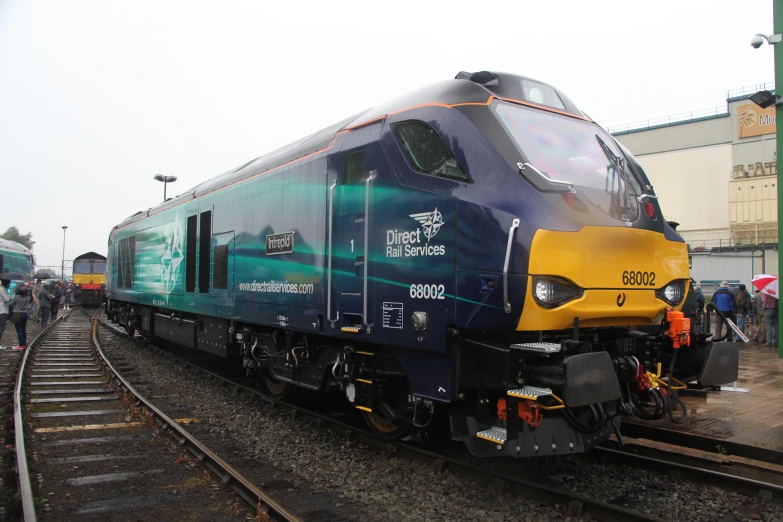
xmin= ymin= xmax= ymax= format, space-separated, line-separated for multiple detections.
xmin=690 ymin=248 xmax=778 ymax=293
xmin=611 ymin=83 xmax=777 ymax=250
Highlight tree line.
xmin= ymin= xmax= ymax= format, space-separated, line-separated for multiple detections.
xmin=1 ymin=227 xmax=34 ymax=249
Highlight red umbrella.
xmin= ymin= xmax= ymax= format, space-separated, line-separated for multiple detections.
xmin=752 ymin=274 xmax=779 ymax=297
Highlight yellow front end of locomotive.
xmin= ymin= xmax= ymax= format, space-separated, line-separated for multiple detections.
xmin=73 ymin=272 xmax=105 ymax=288
xmin=517 ymin=226 xmax=690 ymax=331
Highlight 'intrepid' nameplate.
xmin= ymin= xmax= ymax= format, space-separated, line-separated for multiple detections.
xmin=266 ymin=232 xmax=295 ymax=255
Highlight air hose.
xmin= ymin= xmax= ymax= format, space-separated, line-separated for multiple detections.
xmin=666 ymin=351 xmax=688 ymax=424
xmin=629 ymin=384 xmax=665 ymax=420
xmin=561 ymin=403 xmax=611 ymax=435
xmin=561 ymin=407 xmax=596 ymax=434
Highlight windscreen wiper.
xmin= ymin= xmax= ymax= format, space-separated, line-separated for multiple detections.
xmin=596 ymin=134 xmax=659 ymax=204
xmin=595 ymin=136 xmax=623 ymax=189
xmin=596 ymin=134 xmax=636 ymax=209
xmin=516 ymin=162 xmax=576 ymax=193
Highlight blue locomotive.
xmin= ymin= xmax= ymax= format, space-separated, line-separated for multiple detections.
xmin=106 ymin=71 xmax=737 ymax=457
xmin=0 ymin=238 xmax=34 ymax=280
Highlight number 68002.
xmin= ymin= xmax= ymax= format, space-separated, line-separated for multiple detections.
xmin=409 ymin=284 xmax=445 ymax=299
xmin=622 ymin=270 xmax=656 ymax=286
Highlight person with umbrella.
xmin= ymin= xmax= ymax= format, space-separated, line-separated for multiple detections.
xmin=763 ymin=291 xmax=778 ymax=347
xmin=0 ymin=272 xmax=26 ymax=304
xmin=752 ymin=274 xmax=779 ymax=347
xmin=38 ymin=283 xmax=53 ymax=325
xmin=50 ymin=281 xmax=63 ymax=320
xmin=753 ymin=289 xmax=766 ymax=342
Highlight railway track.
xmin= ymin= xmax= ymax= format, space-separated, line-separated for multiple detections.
xmin=13 ymin=309 xmax=300 ymax=521
xmin=98 ymin=316 xmax=778 ymax=522
xmin=619 ymin=421 xmax=783 ymax=466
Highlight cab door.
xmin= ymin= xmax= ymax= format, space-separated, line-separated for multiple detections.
xmin=335 ymin=148 xmax=370 ymax=331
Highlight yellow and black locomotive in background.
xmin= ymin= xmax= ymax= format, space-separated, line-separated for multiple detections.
xmin=72 ymin=252 xmax=106 ymax=307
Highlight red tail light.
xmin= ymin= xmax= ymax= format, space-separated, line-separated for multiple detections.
xmin=644 ymin=202 xmax=656 ymax=219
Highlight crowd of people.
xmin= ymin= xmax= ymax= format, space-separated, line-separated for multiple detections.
xmin=0 ymin=279 xmax=74 ymax=350
xmin=694 ymin=281 xmax=778 ymax=346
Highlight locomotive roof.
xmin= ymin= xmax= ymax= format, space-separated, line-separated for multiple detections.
xmin=115 ymin=71 xmax=583 ymax=232
xmin=0 ymin=238 xmax=32 ymax=255
xmin=74 ymin=251 xmax=107 ymax=261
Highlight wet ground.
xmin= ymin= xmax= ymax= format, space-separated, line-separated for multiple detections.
xmin=627 ymin=323 xmax=783 ymax=452
xmin=1 ymin=313 xmax=47 ymax=348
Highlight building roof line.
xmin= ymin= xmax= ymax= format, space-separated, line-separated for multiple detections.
xmin=610 ymin=111 xmax=729 ymax=136
xmin=608 ymin=82 xmax=774 ymax=135
xmin=629 ymin=140 xmax=733 ymax=157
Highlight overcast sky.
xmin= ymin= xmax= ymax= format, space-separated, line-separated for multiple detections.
xmin=0 ymin=0 xmax=774 ymax=270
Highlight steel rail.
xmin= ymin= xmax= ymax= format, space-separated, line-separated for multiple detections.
xmin=15 ymin=309 xmax=76 ymax=522
xmin=94 ymin=317 xmax=662 ymax=522
xmin=595 ymin=444 xmax=783 ymax=502
xmin=89 ymin=315 xmax=301 ymax=522
xmin=620 ymin=421 xmax=783 ymax=466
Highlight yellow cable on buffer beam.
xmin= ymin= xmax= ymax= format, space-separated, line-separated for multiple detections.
xmin=646 ymin=362 xmax=687 ymax=391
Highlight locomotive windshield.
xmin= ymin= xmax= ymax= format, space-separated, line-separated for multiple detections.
xmin=74 ymin=260 xmax=106 ymax=273
xmin=495 ymin=101 xmax=643 ymax=220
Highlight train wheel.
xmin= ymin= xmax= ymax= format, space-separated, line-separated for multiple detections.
xmin=261 ymin=375 xmax=289 ymax=400
xmin=124 ymin=324 xmax=135 ymax=337
xmin=362 ymin=410 xmax=406 ymax=440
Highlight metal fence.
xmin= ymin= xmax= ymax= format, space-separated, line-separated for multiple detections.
xmin=686 ymin=231 xmax=779 ymax=251
xmin=608 ymin=81 xmax=774 ymax=135
xmin=608 ymin=106 xmax=728 ymax=134
xmin=725 ymin=81 xmax=776 ymax=100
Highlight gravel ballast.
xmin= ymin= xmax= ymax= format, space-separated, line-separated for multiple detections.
xmin=99 ymin=325 xmax=783 ymax=522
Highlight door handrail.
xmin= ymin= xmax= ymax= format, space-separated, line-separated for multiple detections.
xmin=504 ymin=218 xmax=520 ymax=313
xmin=363 ymin=171 xmax=376 ymax=333
xmin=327 ymin=179 xmax=337 ymax=328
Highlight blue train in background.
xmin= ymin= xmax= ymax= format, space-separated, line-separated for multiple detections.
xmin=0 ymin=238 xmax=34 ymax=281
xmin=106 ymin=71 xmax=737 ymax=457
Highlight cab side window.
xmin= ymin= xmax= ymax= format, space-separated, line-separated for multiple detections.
xmin=391 ymin=121 xmax=470 ymax=182
xmin=343 ymin=150 xmax=366 ymax=185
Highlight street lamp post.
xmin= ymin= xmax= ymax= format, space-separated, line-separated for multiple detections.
xmin=749 ymin=2 xmax=783 ymax=356
xmin=61 ymin=226 xmax=67 ymax=280
xmin=154 ymin=174 xmax=178 ymax=202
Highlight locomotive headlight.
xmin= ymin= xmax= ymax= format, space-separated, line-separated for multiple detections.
xmin=532 ymin=277 xmax=584 ymax=309
xmin=656 ymin=281 xmax=686 ymax=306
